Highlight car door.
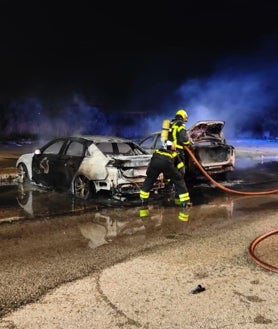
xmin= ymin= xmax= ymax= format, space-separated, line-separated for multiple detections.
xmin=53 ymin=139 xmax=86 ymax=191
xmin=32 ymin=139 xmax=66 ymax=188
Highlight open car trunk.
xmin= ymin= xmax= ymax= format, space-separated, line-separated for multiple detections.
xmin=188 ymin=120 xmax=226 ymax=144
xmin=187 ymin=120 xmax=235 ymax=178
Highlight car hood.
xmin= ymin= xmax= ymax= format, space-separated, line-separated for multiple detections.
xmin=188 ymin=120 xmax=225 ymax=143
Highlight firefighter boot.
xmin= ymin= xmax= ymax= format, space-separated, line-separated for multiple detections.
xmin=178 ymin=210 xmax=190 ymax=222
xmin=139 ymin=207 xmax=149 ymax=218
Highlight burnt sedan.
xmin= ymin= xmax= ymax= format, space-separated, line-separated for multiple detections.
xmin=16 ymin=135 xmax=165 ymax=200
xmin=139 ymin=120 xmax=235 ymax=182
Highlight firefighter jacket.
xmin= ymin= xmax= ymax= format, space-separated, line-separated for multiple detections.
xmin=154 ymin=149 xmax=185 ymax=171
xmin=168 ymin=118 xmax=190 ymax=151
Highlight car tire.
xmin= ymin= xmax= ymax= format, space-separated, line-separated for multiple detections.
xmin=74 ymin=175 xmax=92 ymax=200
xmin=17 ymin=163 xmax=29 ymax=184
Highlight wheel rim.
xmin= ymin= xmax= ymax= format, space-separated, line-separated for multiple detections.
xmin=74 ymin=176 xmax=91 ymax=199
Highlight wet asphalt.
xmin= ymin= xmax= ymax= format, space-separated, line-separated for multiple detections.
xmin=0 ymin=146 xmax=278 ymax=327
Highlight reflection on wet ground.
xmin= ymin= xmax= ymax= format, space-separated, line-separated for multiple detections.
xmin=1 ymin=184 xmax=278 ymax=258
xmin=1 ymin=159 xmax=278 ymax=243
xmin=1 ymin=173 xmax=278 ymax=248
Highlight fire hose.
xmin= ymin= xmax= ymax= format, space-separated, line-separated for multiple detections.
xmin=184 ymin=146 xmax=278 ymax=273
xmin=184 ymin=145 xmax=278 ymax=196
xmin=249 ymin=229 xmax=278 ymax=273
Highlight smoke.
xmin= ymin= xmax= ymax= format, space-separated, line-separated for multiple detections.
xmin=111 ymin=43 xmax=278 ymax=140
xmin=1 ymin=46 xmax=278 ymax=142
xmin=133 ymin=48 xmax=278 ymax=139
xmin=176 ymin=60 xmax=278 ymax=138
xmin=2 ymin=95 xmax=112 ymax=140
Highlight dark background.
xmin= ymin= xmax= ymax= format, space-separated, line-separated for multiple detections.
xmin=0 ymin=1 xmax=278 ymax=139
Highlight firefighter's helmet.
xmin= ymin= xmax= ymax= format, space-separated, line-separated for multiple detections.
xmin=176 ymin=109 xmax=188 ymax=122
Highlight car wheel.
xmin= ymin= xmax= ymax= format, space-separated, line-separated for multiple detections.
xmin=17 ymin=163 xmax=29 ymax=184
xmin=74 ymin=175 xmax=92 ymax=200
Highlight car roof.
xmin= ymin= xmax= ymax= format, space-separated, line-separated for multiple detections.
xmin=70 ymin=135 xmax=133 ymax=143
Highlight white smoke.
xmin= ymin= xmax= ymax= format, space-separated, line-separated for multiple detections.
xmin=136 ymin=50 xmax=278 ymax=140
xmin=176 ymin=61 xmax=278 ymax=138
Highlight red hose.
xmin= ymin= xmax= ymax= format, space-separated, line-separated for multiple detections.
xmin=184 ymin=146 xmax=278 ymax=273
xmin=248 ymin=229 xmax=278 ymax=273
xmin=184 ymin=146 xmax=278 ymax=196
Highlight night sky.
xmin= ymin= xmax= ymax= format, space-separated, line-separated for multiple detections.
xmin=1 ymin=1 xmax=278 ymax=139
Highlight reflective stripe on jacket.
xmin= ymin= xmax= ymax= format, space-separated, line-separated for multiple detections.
xmin=169 ymin=121 xmax=190 ymax=149
xmin=154 ymin=149 xmax=184 ymax=170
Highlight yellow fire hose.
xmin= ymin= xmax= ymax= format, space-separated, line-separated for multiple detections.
xmin=184 ymin=145 xmax=278 ymax=195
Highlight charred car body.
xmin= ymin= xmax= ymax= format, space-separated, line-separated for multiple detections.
xmin=16 ymin=135 xmax=166 ymax=200
xmin=139 ymin=120 xmax=235 ymax=183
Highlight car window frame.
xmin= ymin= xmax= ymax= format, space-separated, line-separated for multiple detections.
xmin=64 ymin=140 xmax=86 ymax=157
xmin=40 ymin=139 xmax=66 ymax=155
xmin=139 ymin=133 xmax=162 ymax=151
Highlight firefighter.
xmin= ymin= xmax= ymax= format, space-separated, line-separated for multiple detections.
xmin=140 ymin=141 xmax=191 ymax=207
xmin=168 ymin=108 xmax=190 ymax=165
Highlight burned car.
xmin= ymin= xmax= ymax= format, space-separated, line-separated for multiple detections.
xmin=16 ymin=135 xmax=166 ymax=200
xmin=139 ymin=120 xmax=235 ymax=182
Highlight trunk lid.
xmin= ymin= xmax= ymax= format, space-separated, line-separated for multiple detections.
xmin=188 ymin=120 xmax=226 ymax=143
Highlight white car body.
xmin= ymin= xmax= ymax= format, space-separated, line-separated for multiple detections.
xmin=16 ymin=135 xmax=166 ymax=200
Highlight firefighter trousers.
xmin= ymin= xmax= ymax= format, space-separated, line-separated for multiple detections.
xmin=141 ymin=153 xmax=189 ymax=198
